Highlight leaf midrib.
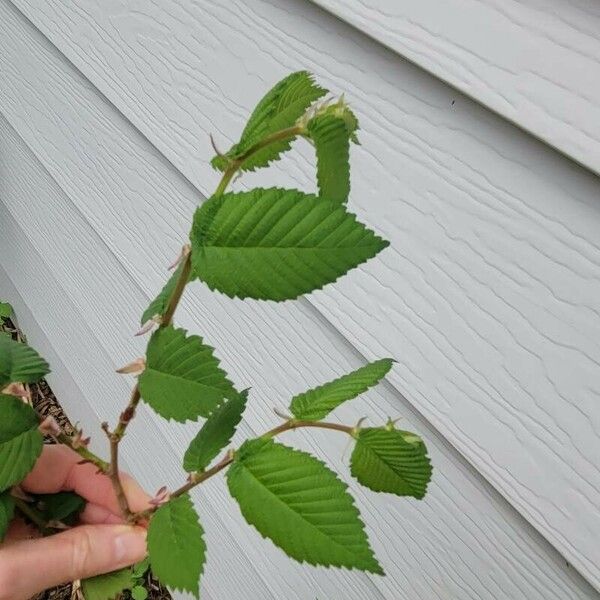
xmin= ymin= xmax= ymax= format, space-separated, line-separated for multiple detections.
xmin=144 ymin=368 xmax=231 ymax=394
xmin=199 ymin=243 xmax=381 ymax=251
xmin=238 ymin=458 xmax=364 ymax=563
xmin=360 ymin=439 xmax=421 ymax=495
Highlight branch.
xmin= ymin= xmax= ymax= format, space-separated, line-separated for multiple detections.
xmin=56 ymin=432 xmax=110 ymax=473
xmin=106 ymin=249 xmax=193 ymax=517
xmin=101 ymin=422 xmax=131 ymax=518
xmin=263 ymin=419 xmax=353 ymax=438
xmin=36 ymin=414 xmax=109 ymax=473
xmin=113 ymin=124 xmax=305 ymax=519
xmin=13 ymin=497 xmax=52 ymax=535
xmin=160 ymin=249 xmax=192 ymax=328
xmin=128 ymin=419 xmax=353 ymax=523
xmin=213 ymin=126 xmax=302 ymax=197
xmin=129 ymin=451 xmax=235 ymax=523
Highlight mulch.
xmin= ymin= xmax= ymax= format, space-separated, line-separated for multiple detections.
xmin=1 ymin=316 xmax=171 ymax=600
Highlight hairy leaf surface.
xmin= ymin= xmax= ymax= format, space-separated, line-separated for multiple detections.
xmin=141 ymin=263 xmax=189 ymax=325
xmin=191 ymin=188 xmax=389 ymax=301
xmin=227 ymin=438 xmax=382 ymax=573
xmin=184 ymin=390 xmax=248 ymax=472
xmin=290 ymin=359 xmax=393 ymax=421
xmin=81 ymin=569 xmax=133 ymax=600
xmin=0 ymin=335 xmax=49 ymax=388
xmin=211 ymin=71 xmax=326 ymax=172
xmin=139 ymin=326 xmax=237 ymax=422
xmin=308 ymin=115 xmax=351 ymax=204
xmin=351 ymin=427 xmax=432 ymax=499
xmin=148 ymin=494 xmax=206 ymax=597
xmin=0 ymin=394 xmax=43 ymax=492
xmin=0 ymin=491 xmax=15 ymax=542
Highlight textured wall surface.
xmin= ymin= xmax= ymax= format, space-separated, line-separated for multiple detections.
xmin=0 ymin=1 xmax=599 ymax=598
xmin=311 ymin=0 xmax=600 ymax=175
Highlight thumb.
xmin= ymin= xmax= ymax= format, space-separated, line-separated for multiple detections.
xmin=0 ymin=524 xmax=147 ymax=600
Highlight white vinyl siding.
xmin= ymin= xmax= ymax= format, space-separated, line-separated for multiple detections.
xmin=0 ymin=0 xmax=598 ymax=598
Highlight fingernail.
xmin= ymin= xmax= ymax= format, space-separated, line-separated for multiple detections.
xmin=113 ymin=526 xmax=147 ymax=563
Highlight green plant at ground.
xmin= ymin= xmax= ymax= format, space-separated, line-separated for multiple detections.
xmin=0 ymin=72 xmax=432 ymax=598
xmin=0 ymin=303 xmax=12 ymax=320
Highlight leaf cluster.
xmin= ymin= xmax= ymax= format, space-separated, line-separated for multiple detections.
xmin=0 ymin=70 xmax=433 ymax=600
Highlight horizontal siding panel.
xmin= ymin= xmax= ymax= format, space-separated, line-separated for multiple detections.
xmin=5 ymin=0 xmax=600 ymax=586
xmin=311 ymin=0 xmax=600 ymax=175
xmin=0 ymin=12 xmax=595 ymax=599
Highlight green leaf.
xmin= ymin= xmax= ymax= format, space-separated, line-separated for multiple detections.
xmin=211 ymin=71 xmax=326 ymax=172
xmin=0 ymin=302 xmax=13 ymax=319
xmin=0 ymin=490 xmax=15 ymax=542
xmin=290 ymin=359 xmax=393 ymax=421
xmin=351 ymin=427 xmax=432 ymax=499
xmin=131 ymin=557 xmax=150 ymax=580
xmin=191 ymin=188 xmax=389 ymax=301
xmin=148 ymin=494 xmax=206 ymax=597
xmin=227 ymin=438 xmax=382 ymax=574
xmin=139 ymin=326 xmax=237 ymax=422
xmin=308 ymin=115 xmax=350 ymax=204
xmin=35 ymin=491 xmax=86 ymax=525
xmin=131 ymin=585 xmax=148 ymax=600
xmin=0 ymin=394 xmax=44 ymax=492
xmin=141 ymin=263 xmax=189 ymax=326
xmin=81 ymin=568 xmax=133 ymax=600
xmin=184 ymin=390 xmax=248 ymax=472
xmin=0 ymin=335 xmax=50 ymax=388
xmin=313 ymin=97 xmax=360 ymax=145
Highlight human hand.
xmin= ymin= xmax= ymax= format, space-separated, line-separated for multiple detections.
xmin=0 ymin=445 xmax=150 ymax=600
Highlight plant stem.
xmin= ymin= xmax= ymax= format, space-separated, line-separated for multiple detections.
xmin=129 ymin=452 xmax=235 ymax=523
xmin=107 ymin=250 xmax=193 ymax=517
xmin=100 ymin=422 xmax=131 ymax=518
xmin=213 ymin=126 xmax=302 ymax=197
xmin=56 ymin=432 xmax=110 ymax=473
xmin=172 ymin=452 xmax=235 ymax=499
xmin=113 ymin=124 xmax=304 ymax=520
xmin=13 ymin=497 xmax=51 ymax=535
xmin=128 ymin=419 xmax=353 ymax=523
xmin=160 ymin=250 xmax=192 ymax=328
xmin=263 ymin=419 xmax=353 ymax=438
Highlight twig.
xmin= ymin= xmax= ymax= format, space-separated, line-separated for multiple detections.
xmin=263 ymin=419 xmax=353 ymax=438
xmin=102 ymin=422 xmax=132 ymax=518
xmin=129 ymin=419 xmax=354 ymax=523
xmin=106 ymin=249 xmax=192 ymax=517
xmin=55 ymin=432 xmax=110 ymax=473
xmin=114 ymin=125 xmax=305 ymax=520
xmin=13 ymin=497 xmax=51 ymax=535
xmin=213 ymin=126 xmax=302 ymax=197
xmin=160 ymin=250 xmax=192 ymax=329
xmin=130 ymin=452 xmax=235 ymax=523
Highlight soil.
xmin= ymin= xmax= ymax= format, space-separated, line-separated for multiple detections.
xmin=1 ymin=316 xmax=171 ymax=600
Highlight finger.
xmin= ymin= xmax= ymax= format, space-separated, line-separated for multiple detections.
xmin=80 ymin=503 xmax=125 ymax=525
xmin=22 ymin=445 xmax=151 ymax=515
xmin=3 ymin=518 xmax=40 ymax=544
xmin=0 ymin=524 xmax=147 ymax=600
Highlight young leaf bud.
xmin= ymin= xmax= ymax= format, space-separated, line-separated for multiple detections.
xmin=116 ymin=357 xmax=146 ymax=375
xmin=135 ymin=316 xmax=161 ymax=337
